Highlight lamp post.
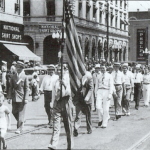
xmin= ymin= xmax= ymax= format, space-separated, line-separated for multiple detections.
xmin=143 ymin=47 xmax=150 ymax=65
xmin=52 ymin=31 xmax=66 ymax=64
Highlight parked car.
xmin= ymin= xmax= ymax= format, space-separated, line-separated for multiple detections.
xmin=24 ymin=66 xmax=48 ymax=87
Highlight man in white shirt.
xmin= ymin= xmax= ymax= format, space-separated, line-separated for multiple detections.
xmin=142 ymin=67 xmax=150 ymax=106
xmin=122 ymin=63 xmax=134 ymax=116
xmin=112 ymin=63 xmax=126 ymax=120
xmin=92 ymin=64 xmax=101 ymax=111
xmin=95 ymin=65 xmax=113 ymax=128
xmin=40 ymin=64 xmax=59 ymax=126
xmin=133 ymin=65 xmax=143 ymax=110
xmin=48 ymin=65 xmax=74 ymax=150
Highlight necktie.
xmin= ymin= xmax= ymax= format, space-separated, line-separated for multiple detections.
xmin=114 ymin=72 xmax=117 ymax=83
xmin=102 ymin=73 xmax=104 ymax=84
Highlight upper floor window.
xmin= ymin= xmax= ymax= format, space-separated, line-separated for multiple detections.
xmin=47 ymin=0 xmax=55 ymax=16
xmin=93 ymin=0 xmax=97 ymax=20
xmin=0 ymin=0 xmax=5 ymax=12
xmin=23 ymin=0 xmax=30 ymax=16
xmin=86 ymin=0 xmax=91 ymax=20
xmin=15 ymin=0 xmax=20 ymax=15
xmin=78 ymin=0 xmax=82 ymax=18
xmin=120 ymin=0 xmax=122 ymax=8
xmin=124 ymin=0 xmax=127 ymax=10
xmin=115 ymin=0 xmax=117 ymax=6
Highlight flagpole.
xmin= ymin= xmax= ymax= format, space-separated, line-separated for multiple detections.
xmin=60 ymin=0 xmax=65 ymax=99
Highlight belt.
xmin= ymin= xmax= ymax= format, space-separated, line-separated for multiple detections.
xmin=44 ymin=90 xmax=52 ymax=92
xmin=114 ymin=84 xmax=121 ymax=86
xmin=98 ymin=88 xmax=109 ymax=90
xmin=143 ymin=83 xmax=150 ymax=85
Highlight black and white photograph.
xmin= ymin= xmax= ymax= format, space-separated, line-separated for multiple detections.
xmin=0 ymin=0 xmax=150 ymax=149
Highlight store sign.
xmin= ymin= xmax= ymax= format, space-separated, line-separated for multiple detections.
xmin=0 ymin=21 xmax=24 ymax=42
xmin=137 ymin=29 xmax=146 ymax=61
xmin=39 ymin=24 xmax=61 ymax=33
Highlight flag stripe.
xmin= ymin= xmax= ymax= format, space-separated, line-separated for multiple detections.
xmin=65 ymin=0 xmax=86 ymax=96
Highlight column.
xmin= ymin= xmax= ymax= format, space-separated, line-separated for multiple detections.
xmin=101 ymin=38 xmax=105 ymax=60
xmin=125 ymin=42 xmax=128 ymax=61
xmin=55 ymin=0 xmax=63 ymax=16
xmin=81 ymin=1 xmax=86 ymax=19
xmin=96 ymin=2 xmax=99 ymax=23
xmin=74 ymin=0 xmax=79 ymax=17
xmin=89 ymin=36 xmax=92 ymax=58
xmin=121 ymin=47 xmax=124 ymax=62
xmin=82 ymin=35 xmax=85 ymax=57
xmin=95 ymin=36 xmax=99 ymax=61
xmin=90 ymin=0 xmax=93 ymax=21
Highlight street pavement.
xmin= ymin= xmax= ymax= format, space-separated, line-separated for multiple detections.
xmin=4 ymin=95 xmax=150 ymax=149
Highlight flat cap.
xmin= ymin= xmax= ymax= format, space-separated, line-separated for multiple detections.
xmin=2 ymin=61 xmax=7 ymax=64
xmin=122 ymin=63 xmax=128 ymax=68
xmin=12 ymin=61 xmax=17 ymax=65
xmin=113 ymin=62 xmax=121 ymax=66
xmin=135 ymin=64 xmax=141 ymax=69
xmin=17 ymin=61 xmax=24 ymax=67
xmin=95 ymin=64 xmax=100 ymax=68
xmin=48 ymin=64 xmax=55 ymax=70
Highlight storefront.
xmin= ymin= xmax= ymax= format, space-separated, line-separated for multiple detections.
xmin=0 ymin=21 xmax=41 ymax=68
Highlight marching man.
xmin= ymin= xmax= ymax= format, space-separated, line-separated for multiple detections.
xmin=95 ymin=65 xmax=113 ymax=128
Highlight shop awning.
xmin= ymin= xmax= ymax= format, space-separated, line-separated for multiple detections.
xmin=3 ymin=44 xmax=41 ymax=61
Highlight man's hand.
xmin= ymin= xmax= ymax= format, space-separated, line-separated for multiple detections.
xmin=7 ymin=99 xmax=12 ymax=104
xmin=50 ymin=102 xmax=53 ymax=108
xmin=107 ymin=94 xmax=112 ymax=101
xmin=7 ymin=125 xmax=11 ymax=130
xmin=24 ymin=100 xmax=28 ymax=104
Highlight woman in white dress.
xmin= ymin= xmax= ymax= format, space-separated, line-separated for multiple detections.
xmin=1 ymin=61 xmax=7 ymax=92
xmin=0 ymin=93 xmax=11 ymax=149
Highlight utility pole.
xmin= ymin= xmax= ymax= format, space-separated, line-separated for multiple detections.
xmin=106 ymin=1 xmax=109 ymax=62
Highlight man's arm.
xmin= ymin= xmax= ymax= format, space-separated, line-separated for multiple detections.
xmin=84 ymin=75 xmax=94 ymax=102
xmin=24 ymin=76 xmax=29 ymax=103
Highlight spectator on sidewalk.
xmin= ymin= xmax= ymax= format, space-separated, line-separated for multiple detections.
xmin=1 ymin=61 xmax=7 ymax=93
xmin=10 ymin=61 xmax=17 ymax=74
xmin=7 ymin=61 xmax=29 ymax=134
xmin=31 ymin=66 xmax=40 ymax=101
xmin=0 ymin=93 xmax=11 ymax=149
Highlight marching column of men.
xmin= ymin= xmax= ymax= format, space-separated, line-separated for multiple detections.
xmin=3 ymin=60 xmax=150 ymax=150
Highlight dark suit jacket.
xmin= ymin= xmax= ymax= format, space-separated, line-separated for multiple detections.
xmin=81 ymin=71 xmax=94 ymax=104
xmin=7 ymin=71 xmax=29 ymax=102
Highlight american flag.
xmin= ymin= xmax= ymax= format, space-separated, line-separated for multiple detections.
xmin=65 ymin=0 xmax=86 ymax=96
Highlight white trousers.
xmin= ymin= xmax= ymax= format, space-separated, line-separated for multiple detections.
xmin=96 ymin=89 xmax=111 ymax=127
xmin=143 ymin=84 xmax=150 ymax=106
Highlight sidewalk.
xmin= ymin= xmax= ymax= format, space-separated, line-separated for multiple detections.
xmin=5 ymin=94 xmax=49 ymax=139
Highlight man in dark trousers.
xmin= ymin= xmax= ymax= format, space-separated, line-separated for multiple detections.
xmin=73 ymin=67 xmax=94 ymax=136
xmin=7 ymin=61 xmax=29 ymax=134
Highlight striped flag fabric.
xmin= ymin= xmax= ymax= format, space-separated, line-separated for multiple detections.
xmin=65 ymin=0 xmax=86 ymax=96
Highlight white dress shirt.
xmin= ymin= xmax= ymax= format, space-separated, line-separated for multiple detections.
xmin=40 ymin=74 xmax=59 ymax=91
xmin=143 ymin=74 xmax=150 ymax=84
xmin=123 ymin=71 xmax=134 ymax=88
xmin=134 ymin=72 xmax=143 ymax=83
xmin=112 ymin=70 xmax=125 ymax=85
xmin=95 ymin=72 xmax=114 ymax=96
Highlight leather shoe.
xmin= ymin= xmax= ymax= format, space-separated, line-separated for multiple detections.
xmin=87 ymin=130 xmax=92 ymax=134
xmin=98 ymin=121 xmax=102 ymax=126
xmin=116 ymin=115 xmax=121 ymax=119
xmin=135 ymin=106 xmax=139 ymax=110
xmin=3 ymin=144 xmax=7 ymax=149
xmin=73 ymin=130 xmax=78 ymax=137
